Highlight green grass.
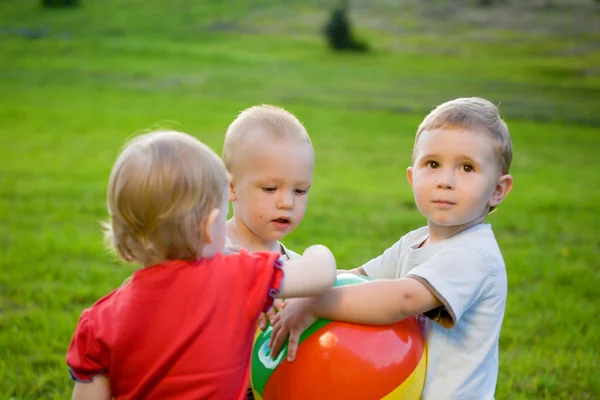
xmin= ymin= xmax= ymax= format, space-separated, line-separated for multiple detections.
xmin=1 ymin=0 xmax=599 ymax=398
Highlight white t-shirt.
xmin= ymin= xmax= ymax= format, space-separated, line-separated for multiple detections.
xmin=225 ymin=236 xmax=300 ymax=261
xmin=362 ymin=224 xmax=507 ymax=399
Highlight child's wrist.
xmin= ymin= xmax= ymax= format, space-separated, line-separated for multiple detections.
xmin=309 ymin=296 xmax=325 ymax=319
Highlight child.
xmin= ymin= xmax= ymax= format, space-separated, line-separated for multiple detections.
xmin=222 ymin=104 xmax=313 ymax=262
xmin=269 ymin=97 xmax=514 ymax=399
xmin=222 ymin=105 xmax=314 ymax=399
xmin=65 ymin=130 xmax=336 ymax=400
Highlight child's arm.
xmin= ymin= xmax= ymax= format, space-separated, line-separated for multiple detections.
xmin=71 ymin=375 xmax=111 ymax=400
xmin=275 ymin=245 xmax=337 ymax=298
xmin=270 ymin=277 xmax=441 ymax=361
xmin=314 ymin=277 xmax=440 ymax=323
xmin=337 ymin=267 xmax=367 ymax=275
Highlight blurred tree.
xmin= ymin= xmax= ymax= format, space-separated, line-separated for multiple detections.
xmin=42 ymin=0 xmax=80 ymax=8
xmin=323 ymin=1 xmax=369 ymax=52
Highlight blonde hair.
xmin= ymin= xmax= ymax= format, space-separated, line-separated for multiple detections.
xmin=105 ymin=130 xmax=228 ymax=266
xmin=222 ymin=104 xmax=312 ymax=174
xmin=414 ymin=97 xmax=512 ymax=174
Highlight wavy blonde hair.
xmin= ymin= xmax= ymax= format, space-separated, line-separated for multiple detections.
xmin=104 ymin=130 xmax=228 ymax=266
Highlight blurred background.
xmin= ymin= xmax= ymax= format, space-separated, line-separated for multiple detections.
xmin=0 ymin=0 xmax=599 ymax=398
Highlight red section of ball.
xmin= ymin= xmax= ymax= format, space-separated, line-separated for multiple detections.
xmin=263 ymin=317 xmax=425 ymax=399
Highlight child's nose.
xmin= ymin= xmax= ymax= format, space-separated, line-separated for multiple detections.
xmin=276 ymin=190 xmax=294 ymax=210
xmin=436 ymin=169 xmax=455 ymax=189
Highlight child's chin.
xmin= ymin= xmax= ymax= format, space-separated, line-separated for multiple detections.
xmin=428 ymin=218 xmax=459 ymax=227
xmin=268 ymin=232 xmax=288 ymax=241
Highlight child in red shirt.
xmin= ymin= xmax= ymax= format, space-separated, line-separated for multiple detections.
xmin=66 ymin=130 xmax=337 ymax=400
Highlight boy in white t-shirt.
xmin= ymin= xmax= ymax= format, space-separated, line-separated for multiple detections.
xmin=269 ymin=97 xmax=514 ymax=399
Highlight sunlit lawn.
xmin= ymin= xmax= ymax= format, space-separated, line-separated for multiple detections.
xmin=0 ymin=1 xmax=599 ymax=398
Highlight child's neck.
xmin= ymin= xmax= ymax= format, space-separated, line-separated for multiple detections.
xmin=426 ymin=219 xmax=485 ymax=245
xmin=226 ymin=218 xmax=282 ymax=254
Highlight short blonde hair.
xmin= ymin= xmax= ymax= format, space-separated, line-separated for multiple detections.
xmin=105 ymin=130 xmax=228 ymax=266
xmin=414 ymin=97 xmax=512 ymax=174
xmin=222 ymin=104 xmax=312 ymax=174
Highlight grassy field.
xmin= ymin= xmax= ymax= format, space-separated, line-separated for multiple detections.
xmin=1 ymin=0 xmax=599 ymax=398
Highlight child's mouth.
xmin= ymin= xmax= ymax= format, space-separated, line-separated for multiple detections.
xmin=272 ymin=217 xmax=291 ymax=230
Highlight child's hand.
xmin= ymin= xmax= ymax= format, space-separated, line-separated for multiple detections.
xmin=268 ymin=298 xmax=318 ymax=361
xmin=257 ymin=299 xmax=286 ymax=330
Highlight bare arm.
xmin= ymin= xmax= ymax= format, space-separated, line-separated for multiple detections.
xmin=337 ymin=267 xmax=367 ymax=276
xmin=72 ymin=375 xmax=111 ymax=400
xmin=276 ymin=245 xmax=336 ymax=299
xmin=269 ymin=276 xmax=442 ymax=360
xmin=314 ymin=277 xmax=441 ymax=324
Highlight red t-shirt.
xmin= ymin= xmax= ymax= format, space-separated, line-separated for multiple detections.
xmin=66 ymin=251 xmax=283 ymax=400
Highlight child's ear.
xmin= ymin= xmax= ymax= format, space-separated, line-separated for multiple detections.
xmin=228 ymin=174 xmax=237 ymax=202
xmin=203 ymin=208 xmax=220 ymax=244
xmin=489 ymin=174 xmax=513 ymax=208
xmin=406 ymin=166 xmax=414 ymax=188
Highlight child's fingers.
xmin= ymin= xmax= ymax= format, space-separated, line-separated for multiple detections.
xmin=268 ymin=331 xmax=278 ymax=356
xmin=269 ymin=324 xmax=278 ymax=349
xmin=258 ymin=312 xmax=267 ymax=330
xmin=269 ymin=320 xmax=285 ymax=357
xmin=266 ymin=307 xmax=276 ymax=324
xmin=273 ymin=299 xmax=285 ymax=312
xmin=270 ymin=335 xmax=284 ymax=358
xmin=286 ymin=329 xmax=301 ymax=362
xmin=271 ymin=312 xmax=281 ymax=324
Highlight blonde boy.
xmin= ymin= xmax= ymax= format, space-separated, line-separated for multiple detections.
xmin=65 ymin=131 xmax=336 ymax=400
xmin=270 ymin=98 xmax=514 ymax=399
xmin=222 ymin=104 xmax=314 ymax=261
xmin=223 ymin=105 xmax=314 ymax=400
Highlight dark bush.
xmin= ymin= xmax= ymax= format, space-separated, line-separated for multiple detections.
xmin=42 ymin=0 xmax=80 ymax=8
xmin=323 ymin=1 xmax=368 ymax=52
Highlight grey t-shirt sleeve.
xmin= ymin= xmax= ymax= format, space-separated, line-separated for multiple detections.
xmin=408 ymin=244 xmax=489 ymax=325
xmin=361 ymin=237 xmax=405 ymax=279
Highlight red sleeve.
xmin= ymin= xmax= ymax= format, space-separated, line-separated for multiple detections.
xmin=65 ymin=309 xmax=109 ymax=382
xmin=232 ymin=250 xmax=284 ymax=319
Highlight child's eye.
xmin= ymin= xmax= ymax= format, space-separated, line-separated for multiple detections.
xmin=426 ymin=161 xmax=439 ymax=169
xmin=261 ymin=187 xmax=276 ymax=193
xmin=295 ymin=189 xmax=308 ymax=195
xmin=462 ymin=164 xmax=474 ymax=172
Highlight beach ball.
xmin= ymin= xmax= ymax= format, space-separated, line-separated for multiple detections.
xmin=250 ymin=273 xmax=427 ymax=400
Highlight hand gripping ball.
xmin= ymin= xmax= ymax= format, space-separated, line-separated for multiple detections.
xmin=250 ymin=273 xmax=427 ymax=399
